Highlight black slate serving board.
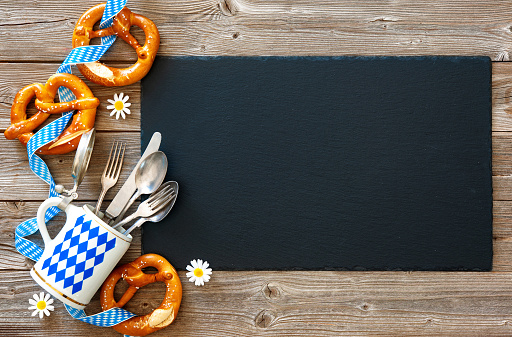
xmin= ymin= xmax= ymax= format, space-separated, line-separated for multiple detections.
xmin=141 ymin=56 xmax=492 ymax=271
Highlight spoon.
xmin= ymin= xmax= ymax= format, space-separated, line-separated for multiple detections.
xmin=112 ymin=151 xmax=168 ymax=226
xmin=122 ymin=181 xmax=179 ymax=235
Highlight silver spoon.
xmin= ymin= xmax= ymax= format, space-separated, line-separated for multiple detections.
xmin=112 ymin=151 xmax=168 ymax=226
xmin=122 ymin=181 xmax=178 ymax=235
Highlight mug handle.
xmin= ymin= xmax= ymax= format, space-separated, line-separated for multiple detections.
xmin=36 ymin=197 xmax=66 ymax=246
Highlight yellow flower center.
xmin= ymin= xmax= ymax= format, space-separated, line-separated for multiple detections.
xmin=36 ymin=301 xmax=46 ymax=310
xmin=194 ymin=268 xmax=204 ymax=277
xmin=114 ymin=100 xmax=124 ymax=111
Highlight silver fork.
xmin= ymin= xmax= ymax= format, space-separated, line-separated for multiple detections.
xmin=112 ymin=186 xmax=176 ymax=229
xmin=95 ymin=141 xmax=126 ymax=215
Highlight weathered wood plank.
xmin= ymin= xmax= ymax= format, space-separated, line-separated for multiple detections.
xmin=0 ymin=64 xmax=140 ymax=131
xmin=493 ymin=132 xmax=512 ymax=176
xmin=0 ymin=0 xmax=512 ymax=61
xmin=0 ymin=61 xmax=510 ymax=132
xmin=0 ymin=132 xmax=141 ymax=200
xmin=494 ymin=176 xmax=512 ymax=201
xmin=493 ymin=63 xmax=512 ymax=131
xmin=2 ymin=200 xmax=512 ymax=272
xmin=2 ymin=270 xmax=512 ymax=336
xmin=493 ymin=201 xmax=512 ymax=237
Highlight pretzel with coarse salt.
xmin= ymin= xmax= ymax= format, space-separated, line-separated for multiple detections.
xmin=101 ymin=254 xmax=182 ymax=337
xmin=4 ymin=73 xmax=99 ymax=155
xmin=72 ymin=3 xmax=160 ymax=86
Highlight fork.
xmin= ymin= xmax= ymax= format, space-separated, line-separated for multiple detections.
xmin=95 ymin=141 xmax=126 ymax=215
xmin=112 ymin=186 xmax=176 ymax=229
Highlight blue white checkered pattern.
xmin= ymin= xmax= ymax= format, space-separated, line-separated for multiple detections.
xmin=14 ymin=0 xmax=137 ymax=333
xmin=40 ymin=215 xmax=117 ymax=294
xmin=66 ymin=304 xmax=136 ymax=327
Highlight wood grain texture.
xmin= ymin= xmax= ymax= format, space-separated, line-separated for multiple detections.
xmin=1 ymin=0 xmax=512 ymax=335
xmin=0 ymin=132 xmax=141 ymax=200
xmin=0 ymin=0 xmax=512 ymax=61
xmin=2 ymin=270 xmax=512 ymax=336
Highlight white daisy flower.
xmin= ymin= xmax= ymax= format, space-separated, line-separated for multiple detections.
xmin=186 ymin=259 xmax=212 ymax=286
xmin=107 ymin=92 xmax=131 ymax=120
xmin=28 ymin=292 xmax=54 ymax=319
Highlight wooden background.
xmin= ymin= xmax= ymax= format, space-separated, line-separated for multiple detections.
xmin=1 ymin=0 xmax=512 ymax=335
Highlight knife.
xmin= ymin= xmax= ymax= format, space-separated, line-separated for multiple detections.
xmin=104 ymin=132 xmax=162 ymax=221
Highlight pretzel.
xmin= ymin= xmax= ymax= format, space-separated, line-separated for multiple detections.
xmin=101 ymin=254 xmax=182 ymax=337
xmin=72 ymin=3 xmax=160 ymax=86
xmin=4 ymin=73 xmax=99 ymax=155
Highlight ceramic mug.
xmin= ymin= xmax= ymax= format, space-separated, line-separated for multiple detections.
xmin=30 ymin=197 xmax=132 ymax=309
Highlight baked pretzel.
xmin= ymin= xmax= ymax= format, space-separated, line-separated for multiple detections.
xmin=72 ymin=3 xmax=160 ymax=86
xmin=101 ymin=254 xmax=182 ymax=337
xmin=4 ymin=73 xmax=99 ymax=155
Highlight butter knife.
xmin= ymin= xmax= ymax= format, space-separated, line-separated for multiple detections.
xmin=104 ymin=132 xmax=161 ymax=221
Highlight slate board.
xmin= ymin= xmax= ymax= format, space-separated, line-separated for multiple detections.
xmin=141 ymin=56 xmax=492 ymax=271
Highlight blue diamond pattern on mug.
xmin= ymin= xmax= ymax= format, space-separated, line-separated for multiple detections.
xmin=41 ymin=215 xmax=116 ymax=294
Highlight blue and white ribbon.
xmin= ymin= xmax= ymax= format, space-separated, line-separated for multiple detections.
xmin=14 ymin=0 xmax=139 ymax=335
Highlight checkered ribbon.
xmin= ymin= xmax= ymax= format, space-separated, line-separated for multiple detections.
xmin=13 ymin=0 xmax=140 ymax=335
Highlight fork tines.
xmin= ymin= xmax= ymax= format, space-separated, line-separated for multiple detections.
xmin=149 ymin=190 xmax=176 ymax=212
xmin=146 ymin=185 xmax=173 ymax=203
xmin=95 ymin=140 xmax=126 ymax=215
xmin=105 ymin=141 xmax=126 ymax=179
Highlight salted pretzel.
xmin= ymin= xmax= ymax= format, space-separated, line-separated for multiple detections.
xmin=101 ymin=254 xmax=182 ymax=337
xmin=72 ymin=3 xmax=160 ymax=86
xmin=4 ymin=73 xmax=99 ymax=155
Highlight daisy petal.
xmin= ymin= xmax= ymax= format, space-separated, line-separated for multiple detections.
xmin=198 ymin=259 xmax=203 ymax=267
xmin=46 ymin=298 xmax=54 ymax=305
xmin=189 ymin=276 xmax=197 ymax=283
xmin=106 ymin=105 xmax=115 ymax=110
xmin=107 ymin=99 xmax=116 ymax=105
xmin=47 ymin=305 xmax=54 ymax=311
xmin=44 ymin=293 xmax=51 ymax=302
xmin=118 ymin=93 xmax=124 ymax=100
xmin=203 ymin=262 xmax=209 ymax=269
xmin=43 ymin=309 xmax=50 ymax=316
xmin=116 ymin=111 xmax=120 ymax=120
xmin=122 ymin=94 xmax=130 ymax=102
xmin=29 ymin=299 xmax=37 ymax=306
xmin=40 ymin=292 xmax=44 ymax=301
xmin=191 ymin=260 xmax=198 ymax=268
xmin=39 ymin=310 xmax=43 ymax=319
xmin=28 ymin=306 xmax=37 ymax=310
xmin=110 ymin=110 xmax=116 ymax=116
xmin=186 ymin=265 xmax=194 ymax=272
xmin=31 ymin=310 xmax=38 ymax=317
xmin=120 ymin=111 xmax=126 ymax=119
xmin=114 ymin=93 xmax=119 ymax=101
xmin=186 ymin=272 xmax=193 ymax=278
xmin=124 ymin=108 xmax=131 ymax=115
xmin=124 ymin=102 xmax=131 ymax=108
xmin=33 ymin=294 xmax=39 ymax=302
